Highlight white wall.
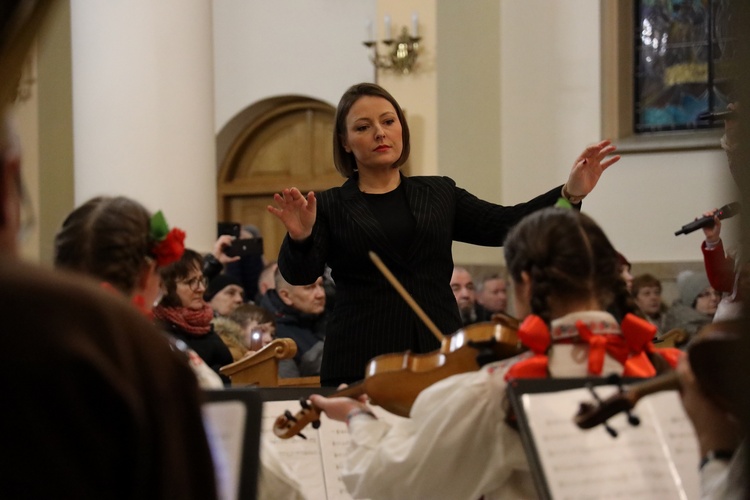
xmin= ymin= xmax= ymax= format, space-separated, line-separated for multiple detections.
xmin=213 ymin=0 xmax=376 ymax=132
xmin=495 ymin=0 xmax=735 ymax=265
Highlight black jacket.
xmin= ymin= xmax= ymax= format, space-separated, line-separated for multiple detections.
xmin=279 ymin=174 xmax=565 ymax=385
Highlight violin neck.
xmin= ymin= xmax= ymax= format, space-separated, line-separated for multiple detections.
xmin=332 ymin=380 xmax=366 ymax=400
xmin=627 ymin=371 xmax=680 ymax=404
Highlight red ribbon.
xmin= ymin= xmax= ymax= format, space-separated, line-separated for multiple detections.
xmin=506 ymin=313 xmax=678 ymax=381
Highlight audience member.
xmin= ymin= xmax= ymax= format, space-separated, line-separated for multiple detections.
xmin=450 ymin=266 xmax=491 ymax=326
xmin=260 ymin=268 xmax=326 ymax=377
xmin=229 ymin=303 xmax=277 ymax=350
xmin=475 ymin=273 xmax=508 ymax=316
xmin=204 ymin=273 xmax=245 ymax=317
xmin=223 ymin=224 xmax=266 ymax=300
xmin=0 ymin=3 xmax=218 ymax=497
xmin=692 ymin=103 xmax=747 ymax=325
xmin=617 ymin=252 xmax=634 ymax=293
xmin=154 ymin=249 xmax=234 ymax=384
xmin=269 ymin=82 xmax=620 ymax=386
xmin=256 ymin=260 xmax=278 ymax=303
xmin=212 ymin=316 xmax=249 ymax=362
xmin=632 ymin=273 xmax=670 ymax=337
xmin=308 ymin=207 xmax=677 ymax=499
xmin=677 ymin=327 xmax=745 ymax=499
xmin=663 ymin=270 xmax=721 ymax=345
xmin=202 ymin=234 xmax=241 ymax=281
xmin=54 ymin=196 xmax=223 ymax=389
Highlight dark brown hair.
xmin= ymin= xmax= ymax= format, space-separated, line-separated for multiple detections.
xmin=632 ymin=273 xmax=662 ymax=296
xmin=158 ymin=249 xmax=203 ymax=308
xmin=333 ymin=82 xmax=411 ymax=177
xmin=503 ymin=207 xmax=636 ymax=325
xmin=54 ymin=196 xmax=151 ymax=294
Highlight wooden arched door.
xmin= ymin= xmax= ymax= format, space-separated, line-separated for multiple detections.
xmin=217 ymin=96 xmax=341 ymax=262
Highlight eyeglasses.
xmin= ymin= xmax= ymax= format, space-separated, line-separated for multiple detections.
xmin=179 ymin=275 xmax=207 ymax=291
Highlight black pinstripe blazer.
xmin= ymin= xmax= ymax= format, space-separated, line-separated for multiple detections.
xmin=278 ymin=174 xmax=565 ymax=386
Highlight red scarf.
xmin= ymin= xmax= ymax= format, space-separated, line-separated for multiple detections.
xmin=153 ymin=303 xmax=214 ymax=335
xmin=505 ymin=313 xmax=680 ymax=381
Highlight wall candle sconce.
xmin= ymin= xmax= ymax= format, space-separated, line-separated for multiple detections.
xmin=363 ymin=12 xmax=421 ymax=75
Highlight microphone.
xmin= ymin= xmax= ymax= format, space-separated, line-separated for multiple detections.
xmin=675 ymin=202 xmax=741 ymax=236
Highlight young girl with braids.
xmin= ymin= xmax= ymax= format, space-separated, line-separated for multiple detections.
xmin=54 ymin=195 xmax=224 ymax=389
xmin=55 ymin=196 xmax=306 ymax=499
xmin=309 ymin=207 xmax=680 ymax=500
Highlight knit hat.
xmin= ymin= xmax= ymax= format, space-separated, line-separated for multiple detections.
xmin=676 ymin=270 xmax=711 ymax=307
xmin=204 ymin=273 xmax=243 ymax=302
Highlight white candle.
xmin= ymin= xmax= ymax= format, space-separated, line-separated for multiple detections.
xmin=384 ymin=14 xmax=392 ymax=40
xmin=411 ymin=12 xmax=419 ymax=38
xmin=366 ymin=19 xmax=374 ymax=41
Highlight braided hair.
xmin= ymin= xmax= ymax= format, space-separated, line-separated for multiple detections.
xmin=54 ymin=196 xmax=152 ymax=295
xmin=503 ymin=207 xmax=637 ymax=325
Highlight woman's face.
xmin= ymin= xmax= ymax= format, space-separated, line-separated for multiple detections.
xmin=694 ymin=287 xmax=721 ymax=315
xmin=620 ymin=265 xmax=633 ymax=293
xmin=175 ymin=265 xmax=207 ymax=310
xmin=342 ymin=96 xmax=403 ymax=172
xmin=634 ymin=285 xmax=662 ymax=316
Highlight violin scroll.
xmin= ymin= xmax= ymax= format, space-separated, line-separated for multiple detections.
xmin=273 ymin=397 xmax=323 ymax=439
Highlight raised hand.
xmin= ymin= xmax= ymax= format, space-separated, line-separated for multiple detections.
xmin=267 ymin=187 xmax=317 ymax=242
xmin=701 ymin=209 xmax=722 ymax=245
xmin=212 ymin=234 xmax=241 ymax=265
xmin=564 ymin=140 xmax=621 ymax=198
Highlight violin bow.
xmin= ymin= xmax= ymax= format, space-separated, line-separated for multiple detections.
xmin=368 ymin=251 xmax=445 ymax=343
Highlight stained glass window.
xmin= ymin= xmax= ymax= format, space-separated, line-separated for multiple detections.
xmin=634 ymin=0 xmax=737 ymax=133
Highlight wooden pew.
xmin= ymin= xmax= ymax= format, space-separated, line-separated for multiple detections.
xmin=220 ymin=338 xmax=320 ymax=387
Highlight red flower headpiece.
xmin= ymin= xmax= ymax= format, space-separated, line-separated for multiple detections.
xmin=149 ymin=211 xmax=185 ymax=267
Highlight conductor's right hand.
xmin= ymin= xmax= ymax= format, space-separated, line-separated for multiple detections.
xmin=267 ymin=187 xmax=317 ymax=242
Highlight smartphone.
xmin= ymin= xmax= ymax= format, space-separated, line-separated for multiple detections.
xmin=224 ymin=237 xmax=264 ymax=258
xmin=217 ymin=222 xmax=240 ymax=238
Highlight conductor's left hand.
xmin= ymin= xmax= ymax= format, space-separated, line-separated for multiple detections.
xmin=565 ymin=140 xmax=621 ymax=197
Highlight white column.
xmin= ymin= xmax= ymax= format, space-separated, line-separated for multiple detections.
xmin=70 ymin=0 xmax=216 ymax=251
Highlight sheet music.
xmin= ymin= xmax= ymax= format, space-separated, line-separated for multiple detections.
xmin=203 ymin=400 xmax=248 ymax=500
xmin=641 ymin=391 xmax=701 ymax=498
xmin=262 ymin=400 xmax=406 ymax=500
xmin=522 ymin=386 xmax=699 ymax=500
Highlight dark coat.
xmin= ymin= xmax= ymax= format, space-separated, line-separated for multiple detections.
xmin=260 ymin=289 xmax=325 ymax=377
xmin=278 ymin=174 xmax=565 ymax=385
xmin=161 ymin=321 xmax=233 ymax=385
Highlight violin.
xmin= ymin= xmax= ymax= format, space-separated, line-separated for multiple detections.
xmin=273 ymin=313 xmax=525 ymax=439
xmin=574 ymin=320 xmax=741 ymax=431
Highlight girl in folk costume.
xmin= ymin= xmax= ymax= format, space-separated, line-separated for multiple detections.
xmin=54 ymin=196 xmax=223 ymax=389
xmin=310 ymin=207 xmax=680 ymax=500
xmin=55 ymin=196 xmax=305 ymax=499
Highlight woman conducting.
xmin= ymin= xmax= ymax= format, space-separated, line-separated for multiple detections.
xmin=269 ymin=82 xmax=621 ymax=386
